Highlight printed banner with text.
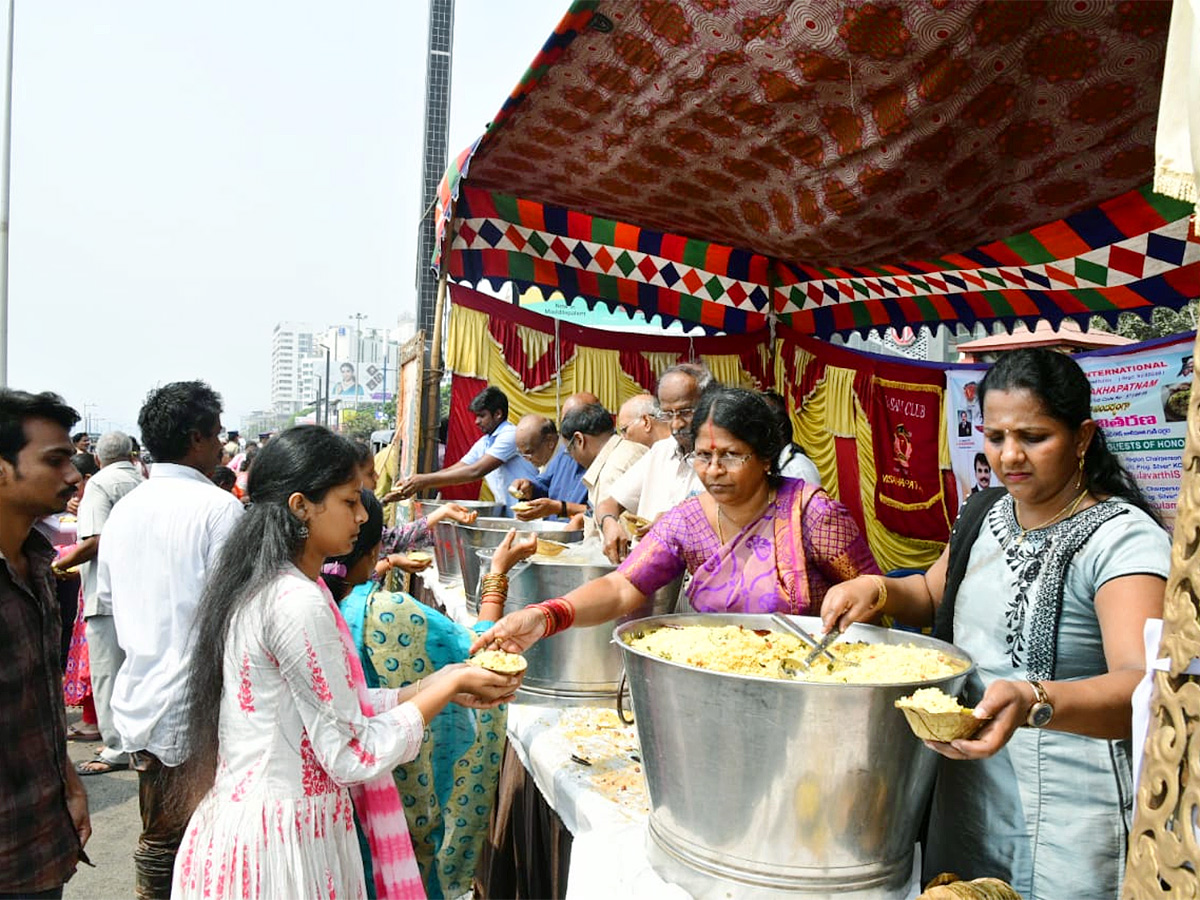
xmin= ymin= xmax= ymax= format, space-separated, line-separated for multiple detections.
xmin=946 ymin=334 xmax=1194 ymax=529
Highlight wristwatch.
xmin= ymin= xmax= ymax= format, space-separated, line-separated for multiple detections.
xmin=1026 ymin=680 xmax=1053 ymax=728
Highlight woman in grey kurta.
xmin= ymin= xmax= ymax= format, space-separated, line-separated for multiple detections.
xmin=821 ymin=348 xmax=1170 ymax=900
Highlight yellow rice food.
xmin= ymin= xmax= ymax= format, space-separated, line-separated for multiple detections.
xmin=624 ymin=624 xmax=966 ymax=684
xmin=895 ymin=687 xmax=986 ymax=741
xmin=468 ymin=650 xmax=528 ymax=674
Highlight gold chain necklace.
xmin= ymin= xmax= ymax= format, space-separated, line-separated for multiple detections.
xmin=716 ymin=491 xmax=774 ymax=544
xmin=1013 ymin=489 xmax=1089 ymax=545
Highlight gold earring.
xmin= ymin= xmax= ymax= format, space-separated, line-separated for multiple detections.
xmin=1076 ymin=455 xmax=1085 ymax=491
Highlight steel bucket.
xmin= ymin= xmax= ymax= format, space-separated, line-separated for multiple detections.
xmin=500 ymin=559 xmax=682 ymax=705
xmin=413 ymin=499 xmax=504 ymax=584
xmin=615 ymin=613 xmax=973 ymax=899
xmin=453 ymin=517 xmax=583 ymax=608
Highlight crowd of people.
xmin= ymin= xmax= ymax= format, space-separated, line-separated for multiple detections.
xmin=0 ymin=346 xmax=1173 ymax=900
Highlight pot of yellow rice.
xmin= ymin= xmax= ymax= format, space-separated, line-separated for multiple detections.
xmin=615 ymin=613 xmax=973 ymax=899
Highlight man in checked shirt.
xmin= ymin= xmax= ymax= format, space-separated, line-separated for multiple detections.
xmin=0 ymin=389 xmax=91 ymax=898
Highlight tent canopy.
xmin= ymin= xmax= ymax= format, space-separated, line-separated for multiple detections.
xmin=436 ymin=0 xmax=1199 ymax=337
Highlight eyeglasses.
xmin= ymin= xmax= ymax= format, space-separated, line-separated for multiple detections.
xmin=653 ymin=407 xmax=695 ymax=423
xmin=617 ymin=415 xmax=647 ymax=437
xmin=686 ymin=451 xmax=754 ymax=471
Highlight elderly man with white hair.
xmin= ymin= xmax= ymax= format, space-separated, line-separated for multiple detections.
xmin=615 ymin=393 xmax=670 ymax=449
xmin=53 ymin=430 xmax=144 ymax=775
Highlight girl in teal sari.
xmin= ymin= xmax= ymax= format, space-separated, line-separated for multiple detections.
xmin=324 ymin=492 xmax=535 ymax=898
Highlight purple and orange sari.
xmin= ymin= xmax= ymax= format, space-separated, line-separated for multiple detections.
xmin=619 ymin=478 xmax=880 ymax=614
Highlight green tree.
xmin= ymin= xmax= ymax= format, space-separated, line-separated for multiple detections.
xmin=1089 ymin=301 xmax=1198 ymax=342
xmin=339 ymin=409 xmax=377 ymax=441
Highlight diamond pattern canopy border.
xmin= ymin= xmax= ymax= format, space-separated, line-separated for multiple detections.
xmin=435 ymin=0 xmax=1200 ymax=337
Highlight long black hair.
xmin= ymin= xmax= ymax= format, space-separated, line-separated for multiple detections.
xmin=322 ymin=490 xmax=384 ymax=601
xmin=689 ymin=387 xmax=786 ymax=486
xmin=979 ymin=348 xmax=1161 ymax=526
xmin=180 ymin=425 xmax=359 ymax=797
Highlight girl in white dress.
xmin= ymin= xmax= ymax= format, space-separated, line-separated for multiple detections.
xmin=172 ymin=425 xmax=521 ymax=900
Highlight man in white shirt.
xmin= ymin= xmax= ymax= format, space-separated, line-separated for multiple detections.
xmin=389 ymin=386 xmax=537 ymax=513
xmin=596 ymin=364 xmax=711 ymax=562
xmin=615 ymin=393 xmax=670 ymax=449
xmin=52 ymin=431 xmax=144 ymax=776
xmin=98 ymin=381 xmax=243 ymax=900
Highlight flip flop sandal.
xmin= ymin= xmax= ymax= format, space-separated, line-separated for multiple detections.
xmin=66 ymin=725 xmax=101 ymax=742
xmin=75 ymin=757 xmax=130 ymax=776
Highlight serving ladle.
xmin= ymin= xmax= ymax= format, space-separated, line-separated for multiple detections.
xmin=770 ymin=613 xmax=840 ymax=675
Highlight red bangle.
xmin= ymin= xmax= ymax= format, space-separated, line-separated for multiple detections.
xmin=530 ymin=597 xmax=575 ymax=636
xmin=533 ymin=603 xmax=555 ymax=637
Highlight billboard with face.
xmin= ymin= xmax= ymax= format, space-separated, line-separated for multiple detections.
xmin=333 ymin=361 xmax=392 ymax=401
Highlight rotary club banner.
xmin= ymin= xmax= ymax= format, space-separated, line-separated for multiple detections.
xmin=870 ymin=378 xmax=949 ymax=537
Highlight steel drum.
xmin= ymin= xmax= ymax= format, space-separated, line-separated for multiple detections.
xmin=615 ymin=613 xmax=973 ymax=899
xmin=500 ymin=558 xmax=682 ymax=704
xmin=413 ymin=499 xmax=504 ymax=584
xmin=453 ymin=517 xmax=582 ymax=608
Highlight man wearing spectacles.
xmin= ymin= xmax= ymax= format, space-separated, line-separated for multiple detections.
xmin=509 ymin=414 xmax=588 ymax=522
xmin=554 ymin=403 xmax=647 ymax=536
xmin=616 ymin=394 xmax=670 ymax=449
xmin=594 ymin=364 xmax=712 ymax=563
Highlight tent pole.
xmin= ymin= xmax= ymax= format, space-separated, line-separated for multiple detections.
xmin=418 ymin=271 xmax=448 ymax=478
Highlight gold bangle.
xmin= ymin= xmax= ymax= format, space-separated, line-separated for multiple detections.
xmin=414 ymin=678 xmax=423 ymax=693
xmin=868 ymin=575 xmax=887 ymax=614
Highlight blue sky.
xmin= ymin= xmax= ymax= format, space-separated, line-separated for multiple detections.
xmin=9 ymin=1 xmax=564 ymax=433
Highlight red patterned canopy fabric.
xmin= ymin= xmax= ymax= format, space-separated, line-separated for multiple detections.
xmin=436 ymin=0 xmax=1196 ymax=336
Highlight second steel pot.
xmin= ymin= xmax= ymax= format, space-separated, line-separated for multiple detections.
xmin=413 ymin=499 xmax=504 ymax=584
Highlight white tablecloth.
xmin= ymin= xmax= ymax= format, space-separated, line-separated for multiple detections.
xmin=417 ymin=569 xmax=920 ymax=900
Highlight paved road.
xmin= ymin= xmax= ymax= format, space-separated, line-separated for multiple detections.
xmin=64 ymin=711 xmax=139 ymax=900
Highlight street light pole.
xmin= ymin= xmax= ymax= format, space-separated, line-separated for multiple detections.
xmin=324 ymin=345 xmax=331 ymax=430
xmin=349 ymin=313 xmax=367 ymax=413
xmin=0 ymin=0 xmax=16 ymax=387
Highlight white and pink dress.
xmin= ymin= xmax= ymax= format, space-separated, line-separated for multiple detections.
xmin=173 ymin=567 xmax=426 ymax=900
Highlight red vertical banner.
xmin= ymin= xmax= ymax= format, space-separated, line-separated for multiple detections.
xmin=870 ymin=378 xmax=949 ymax=540
xmin=440 ymin=374 xmax=486 ymax=501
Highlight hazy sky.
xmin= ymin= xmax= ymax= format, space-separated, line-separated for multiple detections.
xmin=8 ymin=1 xmax=564 ymax=434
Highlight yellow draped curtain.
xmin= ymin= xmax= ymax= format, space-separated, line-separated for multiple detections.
xmin=448 ymin=304 xmax=950 ymax=572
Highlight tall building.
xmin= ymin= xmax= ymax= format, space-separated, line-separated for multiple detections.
xmin=271 ymin=319 xmax=408 ymax=420
xmin=271 ymin=321 xmax=317 ymax=415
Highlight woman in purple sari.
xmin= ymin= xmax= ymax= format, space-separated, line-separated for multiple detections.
xmin=473 ymin=388 xmax=880 ymax=651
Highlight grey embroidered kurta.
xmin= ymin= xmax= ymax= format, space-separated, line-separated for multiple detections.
xmin=925 ymin=496 xmax=1170 ymax=900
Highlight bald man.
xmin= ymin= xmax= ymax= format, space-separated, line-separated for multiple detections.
xmin=616 ymin=394 xmax=670 ymax=449
xmin=595 ymin=364 xmax=711 ymax=562
xmin=509 ymin=414 xmax=588 ymax=522
xmin=561 ymin=391 xmax=601 ymax=418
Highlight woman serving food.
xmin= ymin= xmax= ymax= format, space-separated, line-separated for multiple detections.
xmin=821 ymin=348 xmax=1170 ymax=900
xmin=473 ymin=388 xmax=879 ymax=649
